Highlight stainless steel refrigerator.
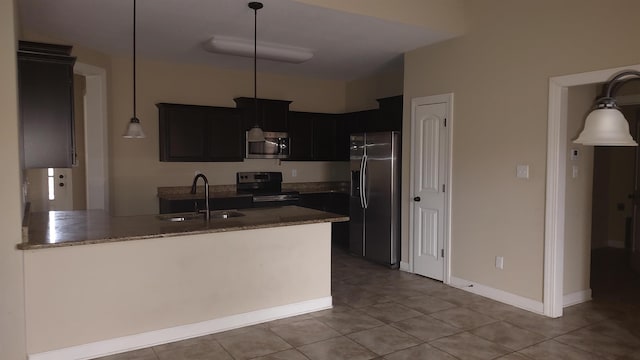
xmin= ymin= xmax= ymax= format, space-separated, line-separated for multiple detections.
xmin=349 ymin=131 xmax=401 ymax=267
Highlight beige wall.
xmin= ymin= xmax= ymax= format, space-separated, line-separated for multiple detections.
xmin=563 ymin=84 xmax=595 ymax=296
xmin=24 ymin=224 xmax=331 ymax=354
xmin=345 ymin=66 xmax=404 ymax=112
xmin=0 ymin=0 xmax=27 ymax=359
xmin=404 ymin=0 xmax=640 ymax=301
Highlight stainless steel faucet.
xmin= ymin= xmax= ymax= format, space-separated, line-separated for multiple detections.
xmin=190 ymin=173 xmax=210 ymax=221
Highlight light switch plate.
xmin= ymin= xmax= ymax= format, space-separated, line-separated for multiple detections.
xmin=570 ymin=148 xmax=580 ymax=161
xmin=516 ymin=165 xmax=529 ymax=179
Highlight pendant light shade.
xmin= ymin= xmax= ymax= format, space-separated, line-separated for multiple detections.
xmin=574 ymin=108 xmax=637 ymax=146
xmin=247 ymin=124 xmax=265 ymax=142
xmin=123 ymin=117 xmax=146 ymax=138
xmin=574 ymin=70 xmax=640 ymax=147
xmin=247 ymin=1 xmax=265 ymax=143
xmin=123 ymin=0 xmax=145 ymax=139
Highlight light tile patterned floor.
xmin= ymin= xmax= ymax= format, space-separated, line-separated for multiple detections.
xmin=96 ymin=247 xmax=640 ymax=360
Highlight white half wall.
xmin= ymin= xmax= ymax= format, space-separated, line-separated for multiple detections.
xmin=24 ymin=223 xmax=332 ymax=356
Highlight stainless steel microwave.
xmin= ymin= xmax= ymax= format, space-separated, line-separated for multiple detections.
xmin=245 ymin=131 xmax=290 ymax=159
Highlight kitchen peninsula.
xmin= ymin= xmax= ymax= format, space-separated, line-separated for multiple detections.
xmin=20 ymin=206 xmax=347 ymax=360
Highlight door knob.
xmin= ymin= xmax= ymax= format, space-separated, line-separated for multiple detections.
xmin=414 ymin=196 xmax=421 ymax=201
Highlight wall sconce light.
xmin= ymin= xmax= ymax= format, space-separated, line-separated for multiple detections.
xmin=574 ymin=70 xmax=639 ymax=146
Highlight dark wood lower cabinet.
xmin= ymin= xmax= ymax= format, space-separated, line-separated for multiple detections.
xmin=159 ymin=196 xmax=253 ymax=214
xmin=299 ymin=192 xmax=350 ymax=248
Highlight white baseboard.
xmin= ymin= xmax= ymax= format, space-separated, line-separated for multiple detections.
xmin=607 ymin=240 xmax=625 ymax=249
xmin=29 ymin=296 xmax=332 ymax=360
xmin=563 ymin=289 xmax=592 ymax=307
xmin=450 ymin=276 xmax=544 ymax=314
xmin=399 ymin=261 xmax=410 ymax=272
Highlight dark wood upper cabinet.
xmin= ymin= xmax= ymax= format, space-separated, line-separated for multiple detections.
xmin=345 ymin=96 xmax=403 ymax=134
xmin=313 ymin=115 xmax=338 ymax=161
xmin=158 ymin=103 xmax=243 ymax=162
xmin=156 ymin=95 xmax=402 ymax=163
xmin=376 ymin=95 xmax=403 ymax=131
xmin=233 ymin=97 xmax=291 ymax=132
xmin=286 ymin=112 xmax=349 ymax=161
xmin=287 ymin=111 xmax=315 ymax=161
xmin=347 ymin=109 xmax=379 ymax=134
xmin=18 ymin=41 xmax=76 ymax=168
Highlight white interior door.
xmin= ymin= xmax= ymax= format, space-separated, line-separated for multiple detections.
xmin=411 ymin=96 xmax=450 ymax=281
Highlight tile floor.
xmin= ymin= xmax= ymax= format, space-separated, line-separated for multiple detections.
xmin=96 ymin=247 xmax=640 ymax=360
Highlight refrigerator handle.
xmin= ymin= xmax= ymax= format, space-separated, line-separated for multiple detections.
xmin=359 ymin=155 xmax=366 ymax=208
xmin=362 ymin=154 xmax=369 ymax=209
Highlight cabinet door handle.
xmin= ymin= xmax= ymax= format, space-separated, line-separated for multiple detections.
xmin=413 ymin=196 xmax=421 ymax=202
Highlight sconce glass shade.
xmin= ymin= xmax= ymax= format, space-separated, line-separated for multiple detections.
xmin=247 ymin=125 xmax=265 ymax=142
xmin=574 ymin=108 xmax=637 ymax=146
xmin=123 ymin=117 xmax=146 ymax=138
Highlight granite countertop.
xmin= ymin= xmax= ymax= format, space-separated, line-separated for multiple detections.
xmin=19 ymin=206 xmax=349 ymax=250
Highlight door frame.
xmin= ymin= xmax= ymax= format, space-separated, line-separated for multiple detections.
xmin=408 ymin=93 xmax=453 ymax=284
xmin=545 ymin=64 xmax=640 ymax=317
xmin=73 ymin=62 xmax=109 ymax=211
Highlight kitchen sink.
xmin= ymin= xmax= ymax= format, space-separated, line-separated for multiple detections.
xmin=157 ymin=213 xmax=204 ymax=222
xmin=209 ymin=210 xmax=245 ymax=219
xmin=158 ymin=210 xmax=245 ymax=222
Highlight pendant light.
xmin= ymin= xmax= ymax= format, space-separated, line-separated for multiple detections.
xmin=574 ymin=70 xmax=639 ymax=146
xmin=246 ymin=1 xmax=265 ymax=143
xmin=123 ymin=0 xmax=146 ymax=138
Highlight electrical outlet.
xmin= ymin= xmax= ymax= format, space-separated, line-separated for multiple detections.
xmin=291 ymin=169 xmax=297 ymax=177
xmin=495 ymin=256 xmax=504 ymax=269
xmin=516 ymin=165 xmax=529 ymax=179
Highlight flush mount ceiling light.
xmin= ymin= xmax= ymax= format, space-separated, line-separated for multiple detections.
xmin=574 ymin=70 xmax=640 ymax=146
xmin=123 ymin=0 xmax=145 ymax=139
xmin=205 ymin=36 xmax=313 ymax=64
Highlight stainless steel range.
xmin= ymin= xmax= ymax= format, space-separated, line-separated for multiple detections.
xmin=236 ymin=172 xmax=299 ymax=207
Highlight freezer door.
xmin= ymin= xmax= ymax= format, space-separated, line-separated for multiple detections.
xmin=363 ymin=132 xmax=400 ymax=266
xmin=349 ymin=134 xmax=365 ymax=256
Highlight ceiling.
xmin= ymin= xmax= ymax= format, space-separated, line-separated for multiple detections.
xmin=18 ymin=0 xmax=459 ymax=81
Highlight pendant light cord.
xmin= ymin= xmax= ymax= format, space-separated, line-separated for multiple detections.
xmin=253 ymin=3 xmax=258 ymax=125
xmin=133 ymin=0 xmax=137 ymax=119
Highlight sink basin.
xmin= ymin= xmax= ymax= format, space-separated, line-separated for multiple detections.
xmin=157 ymin=213 xmax=204 ymax=222
xmin=209 ymin=210 xmax=245 ymax=219
xmin=158 ymin=210 xmax=245 ymax=222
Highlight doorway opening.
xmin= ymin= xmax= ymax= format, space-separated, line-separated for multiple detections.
xmin=546 ymin=64 xmax=640 ymax=318
xmin=590 ymin=101 xmax=640 ymax=305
